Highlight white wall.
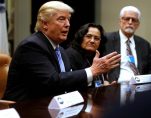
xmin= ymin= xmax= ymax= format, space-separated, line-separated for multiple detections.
xmin=96 ymin=0 xmax=151 ymax=43
xmin=13 ymin=0 xmax=151 ymax=50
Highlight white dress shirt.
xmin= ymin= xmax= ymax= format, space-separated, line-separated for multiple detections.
xmin=118 ymin=30 xmax=138 ymax=83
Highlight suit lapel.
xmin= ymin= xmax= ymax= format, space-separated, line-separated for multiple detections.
xmin=113 ymin=32 xmax=121 ymax=78
xmin=37 ymin=32 xmax=61 ymax=72
xmin=113 ymin=32 xmax=121 ymax=54
xmin=134 ymin=36 xmax=142 ymax=73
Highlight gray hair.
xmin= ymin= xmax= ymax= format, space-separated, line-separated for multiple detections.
xmin=34 ymin=1 xmax=74 ymax=32
xmin=120 ymin=6 xmax=141 ymax=20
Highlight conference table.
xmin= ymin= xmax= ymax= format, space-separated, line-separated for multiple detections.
xmin=2 ymin=82 xmax=151 ymax=118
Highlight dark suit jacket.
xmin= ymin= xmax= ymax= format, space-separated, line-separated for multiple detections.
xmin=103 ymin=31 xmax=151 ymax=82
xmin=3 ymin=31 xmax=87 ymax=101
xmin=66 ymin=47 xmax=92 ymax=70
xmin=66 ymin=47 xmax=104 ymax=85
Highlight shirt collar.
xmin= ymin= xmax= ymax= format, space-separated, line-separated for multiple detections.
xmin=119 ymin=29 xmax=135 ymax=45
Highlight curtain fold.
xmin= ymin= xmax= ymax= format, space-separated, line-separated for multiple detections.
xmin=0 ymin=0 xmax=9 ymax=54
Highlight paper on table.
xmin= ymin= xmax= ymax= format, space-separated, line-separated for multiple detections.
xmin=0 ymin=108 xmax=20 ymax=118
xmin=48 ymin=91 xmax=84 ymax=109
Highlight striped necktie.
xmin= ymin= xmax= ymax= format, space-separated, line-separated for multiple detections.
xmin=126 ymin=39 xmax=139 ymax=75
xmin=55 ymin=47 xmax=65 ymax=72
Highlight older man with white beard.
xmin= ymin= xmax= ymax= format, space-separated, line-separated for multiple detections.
xmin=103 ymin=6 xmax=151 ymax=83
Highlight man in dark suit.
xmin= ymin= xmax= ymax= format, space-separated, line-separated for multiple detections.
xmin=104 ymin=6 xmax=151 ymax=83
xmin=3 ymin=1 xmax=120 ymax=101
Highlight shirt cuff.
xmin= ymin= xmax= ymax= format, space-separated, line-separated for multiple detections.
xmin=85 ymin=68 xmax=93 ymax=86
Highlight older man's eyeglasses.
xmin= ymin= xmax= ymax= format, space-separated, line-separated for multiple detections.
xmin=121 ymin=17 xmax=139 ymax=23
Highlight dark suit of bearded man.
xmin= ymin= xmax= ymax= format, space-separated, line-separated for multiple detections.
xmin=3 ymin=31 xmax=88 ymax=101
xmin=103 ymin=31 xmax=151 ymax=83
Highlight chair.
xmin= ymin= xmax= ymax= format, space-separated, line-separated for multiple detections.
xmin=0 ymin=54 xmax=16 ymax=109
xmin=0 ymin=54 xmax=11 ymax=98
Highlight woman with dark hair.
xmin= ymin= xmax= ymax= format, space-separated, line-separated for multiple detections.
xmin=66 ymin=23 xmax=107 ymax=87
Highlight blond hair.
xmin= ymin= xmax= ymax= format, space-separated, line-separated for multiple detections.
xmin=34 ymin=1 xmax=74 ymax=32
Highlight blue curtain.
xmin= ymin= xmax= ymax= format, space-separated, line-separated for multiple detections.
xmin=0 ymin=0 xmax=9 ymax=54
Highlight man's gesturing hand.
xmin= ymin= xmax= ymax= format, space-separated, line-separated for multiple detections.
xmin=90 ymin=50 xmax=121 ymax=77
